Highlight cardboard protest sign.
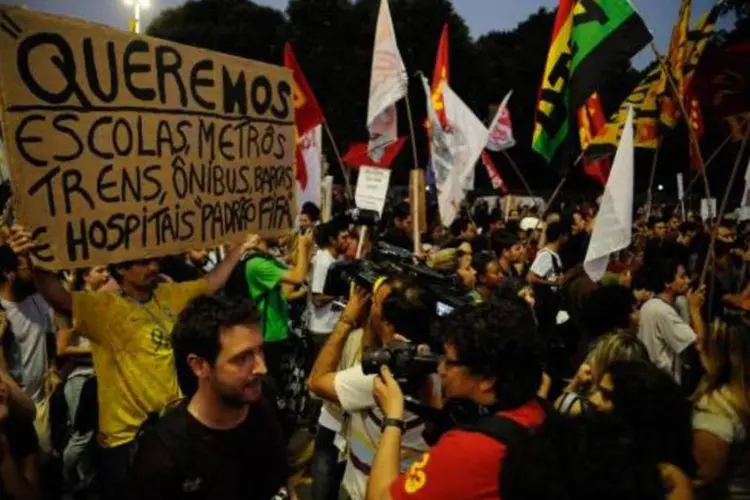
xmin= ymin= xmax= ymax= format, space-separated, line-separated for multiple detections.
xmin=355 ymin=166 xmax=390 ymax=216
xmin=0 ymin=6 xmax=295 ymax=270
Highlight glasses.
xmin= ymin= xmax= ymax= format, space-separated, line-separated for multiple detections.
xmin=439 ymin=355 xmax=464 ymax=368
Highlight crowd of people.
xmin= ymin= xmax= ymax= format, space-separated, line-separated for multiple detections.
xmin=0 ymin=191 xmax=748 ymax=500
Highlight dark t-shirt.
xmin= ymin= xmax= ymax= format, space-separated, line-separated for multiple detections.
xmin=127 ymin=397 xmax=290 ymax=500
xmin=1 ymin=414 xmax=39 ymax=498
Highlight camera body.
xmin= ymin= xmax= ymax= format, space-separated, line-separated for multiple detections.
xmin=361 ymin=341 xmax=439 ymax=384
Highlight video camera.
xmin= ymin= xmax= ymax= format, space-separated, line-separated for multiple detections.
xmin=323 ymin=240 xmax=475 ymax=320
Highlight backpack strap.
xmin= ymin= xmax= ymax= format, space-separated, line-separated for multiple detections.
xmin=459 ymin=415 xmax=529 ymax=448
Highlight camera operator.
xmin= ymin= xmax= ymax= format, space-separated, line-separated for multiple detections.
xmin=365 ymin=297 xmax=546 ymax=500
xmin=308 ymin=278 xmax=439 ymax=500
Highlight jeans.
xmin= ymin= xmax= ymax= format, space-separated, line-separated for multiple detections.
xmin=311 ymin=426 xmax=346 ymax=500
xmin=62 ymin=373 xmax=96 ymax=490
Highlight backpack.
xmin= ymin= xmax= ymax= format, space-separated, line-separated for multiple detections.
xmin=458 ymin=398 xmax=552 ymax=492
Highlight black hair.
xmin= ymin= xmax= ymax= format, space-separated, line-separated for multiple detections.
xmin=440 ymin=299 xmax=542 ymax=409
xmin=678 ymin=221 xmax=699 ymax=234
xmin=171 ymin=295 xmax=260 ymax=397
xmin=301 ymin=201 xmax=321 ymax=222
xmin=491 ymin=231 xmax=520 ymax=257
xmin=381 ymin=280 xmax=431 ymax=344
xmin=0 ymin=244 xmax=19 ymax=286
xmin=606 ymin=360 xmax=696 ymax=476
xmin=545 ymin=222 xmax=567 ymax=243
xmin=314 ymin=217 xmax=349 ymax=248
xmin=647 ymin=216 xmax=665 ymax=229
xmin=581 ymin=285 xmax=634 ymax=339
xmin=645 ymin=258 xmax=682 ymax=293
xmin=450 ymin=217 xmax=472 ymax=238
xmin=471 ymin=251 xmax=496 ymax=278
xmin=501 ymin=412 xmax=666 ymax=500
xmin=392 ymin=201 xmax=411 ymax=221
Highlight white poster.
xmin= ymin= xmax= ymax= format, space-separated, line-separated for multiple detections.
xmin=701 ymin=198 xmax=717 ymax=221
xmin=355 ymin=166 xmax=392 ymax=216
xmin=320 ymin=175 xmax=334 ymax=222
xmin=676 ymin=173 xmax=684 ymax=201
xmin=296 ymin=125 xmax=323 ymax=212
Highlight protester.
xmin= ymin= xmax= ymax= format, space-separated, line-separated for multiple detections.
xmin=381 ymin=202 xmax=413 ymax=251
xmin=472 ymin=251 xmax=502 ymax=302
xmin=556 ymin=333 xmax=649 ymax=416
xmin=0 ymin=244 xmax=56 ymax=455
xmin=449 ymin=217 xmax=478 ymax=241
xmin=307 ymin=218 xmax=352 ymax=500
xmin=364 ymin=298 xmax=545 ymax=500
xmin=8 ymin=225 xmax=259 ymax=500
xmin=590 ymin=360 xmax=696 ymax=478
xmin=491 ymin=231 xmax=525 ymax=291
xmin=692 ymin=316 xmax=750 ymax=499
xmin=128 ymin=295 xmax=293 ymax=500
xmin=638 ymin=259 xmax=705 ymax=385
xmin=0 ymin=372 xmax=41 ymax=499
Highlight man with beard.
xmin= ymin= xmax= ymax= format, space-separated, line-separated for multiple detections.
xmin=128 ymin=295 xmax=293 ymax=499
xmin=0 ymin=244 xmax=55 ymax=454
xmin=8 ymin=225 xmax=259 ymax=500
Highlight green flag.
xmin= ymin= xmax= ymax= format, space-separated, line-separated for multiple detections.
xmin=533 ymin=0 xmax=652 ymax=164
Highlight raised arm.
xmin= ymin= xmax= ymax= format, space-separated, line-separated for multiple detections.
xmin=8 ymin=226 xmax=71 ymax=314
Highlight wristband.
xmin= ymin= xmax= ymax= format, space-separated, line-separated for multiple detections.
xmin=382 ymin=417 xmax=405 ymax=432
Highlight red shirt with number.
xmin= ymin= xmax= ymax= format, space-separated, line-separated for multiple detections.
xmin=388 ymin=400 xmax=545 ymax=500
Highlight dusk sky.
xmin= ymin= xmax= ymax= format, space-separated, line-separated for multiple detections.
xmin=4 ymin=0 xmax=724 ymax=67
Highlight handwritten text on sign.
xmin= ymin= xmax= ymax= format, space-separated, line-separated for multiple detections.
xmin=0 ymin=6 xmax=296 ymax=269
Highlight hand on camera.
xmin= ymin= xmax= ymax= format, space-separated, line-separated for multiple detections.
xmin=342 ymin=286 xmax=370 ymax=327
xmin=373 ymin=366 xmax=404 ymax=420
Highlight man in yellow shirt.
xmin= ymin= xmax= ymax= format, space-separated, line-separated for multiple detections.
xmin=8 ymin=226 xmax=258 ymax=499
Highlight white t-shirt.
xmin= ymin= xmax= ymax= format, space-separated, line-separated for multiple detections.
xmin=0 ymin=294 xmax=54 ymax=403
xmin=693 ymin=389 xmax=750 ymax=499
xmin=308 ymin=248 xmax=342 ymax=335
xmin=637 ymin=297 xmax=696 ymax=384
xmin=530 ymin=247 xmax=562 ymax=286
xmin=334 ymin=364 xmax=430 ymax=500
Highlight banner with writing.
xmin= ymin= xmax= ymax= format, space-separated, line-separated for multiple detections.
xmin=0 ymin=7 xmax=295 ymax=269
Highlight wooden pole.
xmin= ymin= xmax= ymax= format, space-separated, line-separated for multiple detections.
xmin=699 ymin=123 xmax=750 ymax=287
xmin=322 ymin=119 xmax=353 ymax=200
xmin=649 ymin=42 xmax=712 ymax=201
xmin=682 ymin=133 xmax=735 ymax=201
xmin=501 ymin=150 xmax=535 ymax=198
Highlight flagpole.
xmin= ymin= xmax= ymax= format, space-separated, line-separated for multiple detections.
xmin=680 ymin=133 xmax=735 ymax=202
xmin=649 ymin=42 xmax=712 ymax=201
xmin=699 ymin=122 xmax=750 ymax=287
xmin=404 ymin=94 xmax=421 ymax=171
xmin=646 ymin=147 xmax=660 ymax=219
xmin=501 ymin=150 xmax=535 ymax=199
xmin=322 ymin=119 xmax=353 ymax=200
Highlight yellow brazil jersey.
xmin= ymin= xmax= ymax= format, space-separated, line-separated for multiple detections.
xmin=72 ymin=279 xmax=208 ymax=448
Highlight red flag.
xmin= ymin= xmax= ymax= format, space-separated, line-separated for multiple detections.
xmin=284 ymin=43 xmax=324 ymax=136
xmin=480 ymin=151 xmax=508 ymax=194
xmin=425 ymin=24 xmax=450 ymax=133
xmin=342 ymin=137 xmax=406 ymax=169
xmin=686 ymin=92 xmax=705 ymax=171
xmin=578 ymin=93 xmax=612 ymax=185
xmin=284 ymin=43 xmax=324 ymax=189
xmin=692 ymin=39 xmax=750 ymax=118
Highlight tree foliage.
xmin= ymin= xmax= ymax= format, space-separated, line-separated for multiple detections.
xmin=147 ymin=0 xmax=746 ymax=194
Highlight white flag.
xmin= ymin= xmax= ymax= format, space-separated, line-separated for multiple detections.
xmin=584 ymin=106 xmax=635 ymax=282
xmin=438 ymin=83 xmax=488 ymax=226
xmin=296 ymin=125 xmax=323 ymax=212
xmin=486 ymin=90 xmax=516 ymax=152
xmin=367 ymin=0 xmax=407 ymax=157
xmin=419 ymin=75 xmax=451 ymax=187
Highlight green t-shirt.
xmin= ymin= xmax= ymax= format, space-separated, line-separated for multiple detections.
xmin=245 ymin=256 xmax=289 ymax=343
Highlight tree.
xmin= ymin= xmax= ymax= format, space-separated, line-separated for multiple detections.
xmin=147 ymin=0 xmax=287 ymax=63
